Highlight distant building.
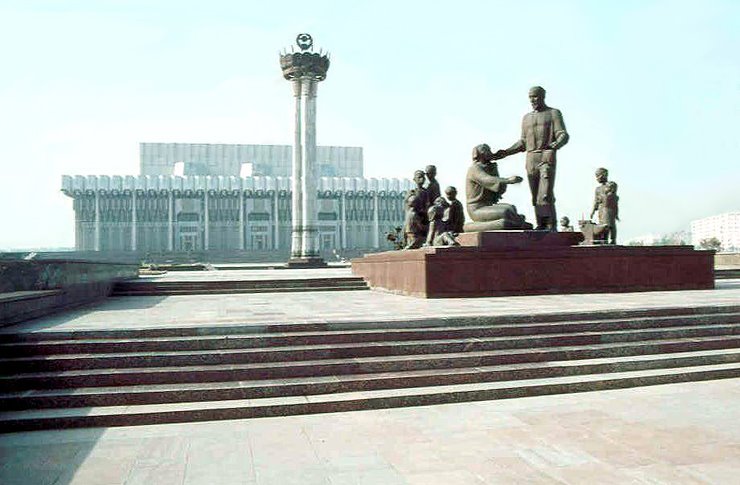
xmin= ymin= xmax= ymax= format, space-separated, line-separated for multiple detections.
xmin=690 ymin=212 xmax=740 ymax=251
xmin=62 ymin=143 xmax=412 ymax=253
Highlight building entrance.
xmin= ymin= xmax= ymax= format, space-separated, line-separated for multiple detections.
xmin=177 ymin=212 xmax=201 ymax=251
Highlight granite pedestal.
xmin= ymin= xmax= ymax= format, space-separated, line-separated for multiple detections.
xmin=351 ymin=231 xmax=714 ymax=298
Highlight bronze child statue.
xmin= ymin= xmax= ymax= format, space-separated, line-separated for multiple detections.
xmin=559 ymin=216 xmax=574 ymax=232
xmin=590 ymin=168 xmax=619 ymax=244
xmin=444 ymin=186 xmax=465 ymax=234
xmin=403 ymin=170 xmax=430 ymax=249
xmin=603 ymin=181 xmax=619 ymax=244
xmin=424 ymin=164 xmax=441 ymax=206
xmin=426 ymin=196 xmax=459 ymax=247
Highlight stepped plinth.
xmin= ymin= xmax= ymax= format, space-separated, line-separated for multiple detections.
xmin=456 ymin=229 xmax=584 ymax=249
xmin=352 ymin=231 xmax=714 ymax=298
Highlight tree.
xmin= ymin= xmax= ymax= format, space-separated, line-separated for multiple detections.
xmin=699 ymin=237 xmax=722 ymax=251
xmin=654 ymin=231 xmax=688 ymax=246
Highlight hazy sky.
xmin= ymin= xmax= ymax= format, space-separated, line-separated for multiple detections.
xmin=1 ymin=0 xmax=738 ymax=249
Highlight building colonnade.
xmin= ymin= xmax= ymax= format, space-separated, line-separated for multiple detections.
xmin=62 ymin=175 xmax=412 ymax=253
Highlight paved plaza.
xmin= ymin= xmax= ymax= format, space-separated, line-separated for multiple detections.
xmin=3 ymin=270 xmax=740 ymax=334
xmin=0 ymin=379 xmax=738 ymax=484
xmin=1 ymin=272 xmax=740 ymax=484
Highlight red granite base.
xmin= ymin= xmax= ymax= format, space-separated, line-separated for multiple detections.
xmin=351 ymin=235 xmax=714 ymax=298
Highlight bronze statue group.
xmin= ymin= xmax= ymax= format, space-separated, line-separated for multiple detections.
xmin=392 ymin=86 xmax=619 ymax=250
xmin=398 ymin=165 xmax=465 ymax=249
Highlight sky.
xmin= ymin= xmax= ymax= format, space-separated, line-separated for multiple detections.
xmin=0 ymin=0 xmax=738 ymax=249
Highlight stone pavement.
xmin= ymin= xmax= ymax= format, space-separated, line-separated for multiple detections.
xmin=3 ymin=276 xmax=739 ymax=334
xmin=1 ymin=378 xmax=738 ymax=484
xmin=2 ymin=274 xmax=740 ymax=483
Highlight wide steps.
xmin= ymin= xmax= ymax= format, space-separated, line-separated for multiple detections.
xmin=3 ymin=312 xmax=739 ymax=355
xmin=716 ymin=269 xmax=740 ymax=279
xmin=2 ymin=324 xmax=740 ymax=373
xmin=4 ymin=305 xmax=738 ymax=342
xmin=2 ymin=363 xmax=739 ymax=433
xmin=1 ymin=349 xmax=739 ymax=410
xmin=2 ymin=335 xmax=739 ymax=391
xmin=111 ymin=277 xmax=368 ymax=296
xmin=1 ymin=305 xmax=739 ymax=432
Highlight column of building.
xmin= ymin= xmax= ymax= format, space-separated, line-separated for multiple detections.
xmin=204 ymin=191 xmax=210 ymax=250
xmin=131 ymin=191 xmax=137 ymax=251
xmin=168 ymin=191 xmax=174 ymax=251
xmin=94 ymin=191 xmax=101 ymax=251
xmin=239 ymin=191 xmax=245 ymax=250
xmin=273 ymin=190 xmax=280 ymax=250
xmin=373 ymin=192 xmax=380 ymax=249
xmin=340 ymin=192 xmax=347 ymax=249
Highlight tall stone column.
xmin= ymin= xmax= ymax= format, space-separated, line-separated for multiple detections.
xmin=280 ymin=33 xmax=329 ymax=267
xmin=290 ymin=79 xmax=303 ymax=258
xmin=300 ymin=77 xmax=319 ymax=259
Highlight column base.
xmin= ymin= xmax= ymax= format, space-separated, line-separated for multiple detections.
xmin=287 ymin=257 xmax=328 ymax=268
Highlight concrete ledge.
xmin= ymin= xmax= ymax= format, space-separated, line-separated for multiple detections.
xmin=0 ymin=261 xmax=139 ymax=326
xmin=0 ymin=290 xmax=62 ymax=304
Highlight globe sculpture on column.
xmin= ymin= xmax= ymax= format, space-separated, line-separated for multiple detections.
xmin=280 ymin=33 xmax=330 ymax=267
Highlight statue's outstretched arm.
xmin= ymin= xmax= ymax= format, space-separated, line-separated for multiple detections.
xmin=504 ymin=121 xmax=526 ymax=156
xmin=503 ymin=139 xmax=525 ymax=157
xmin=472 ymin=165 xmax=510 ymax=193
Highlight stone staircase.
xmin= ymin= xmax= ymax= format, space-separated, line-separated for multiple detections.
xmin=111 ymin=277 xmax=369 ymax=296
xmin=716 ymin=268 xmax=740 ymax=279
xmin=1 ymin=305 xmax=740 ymax=433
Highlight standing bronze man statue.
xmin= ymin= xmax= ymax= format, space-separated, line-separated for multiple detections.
xmin=494 ymin=86 xmax=569 ymax=231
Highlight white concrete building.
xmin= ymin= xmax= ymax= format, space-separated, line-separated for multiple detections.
xmin=62 ymin=143 xmax=413 ymax=254
xmin=690 ymin=212 xmax=740 ymax=251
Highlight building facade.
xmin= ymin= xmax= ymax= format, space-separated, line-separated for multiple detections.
xmin=62 ymin=143 xmax=412 ymax=253
xmin=690 ymin=212 xmax=740 ymax=251
xmin=139 ymin=143 xmax=363 ymax=178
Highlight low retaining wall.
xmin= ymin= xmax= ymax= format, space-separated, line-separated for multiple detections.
xmin=0 ymin=248 xmax=391 ymax=265
xmin=0 ymin=260 xmax=139 ymax=326
xmin=716 ymin=253 xmax=740 ymax=267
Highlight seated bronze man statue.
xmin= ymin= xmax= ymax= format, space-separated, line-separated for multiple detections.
xmin=464 ymin=144 xmax=533 ymax=231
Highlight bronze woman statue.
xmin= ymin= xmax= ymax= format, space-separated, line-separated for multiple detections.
xmin=465 ymin=144 xmax=532 ymax=230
